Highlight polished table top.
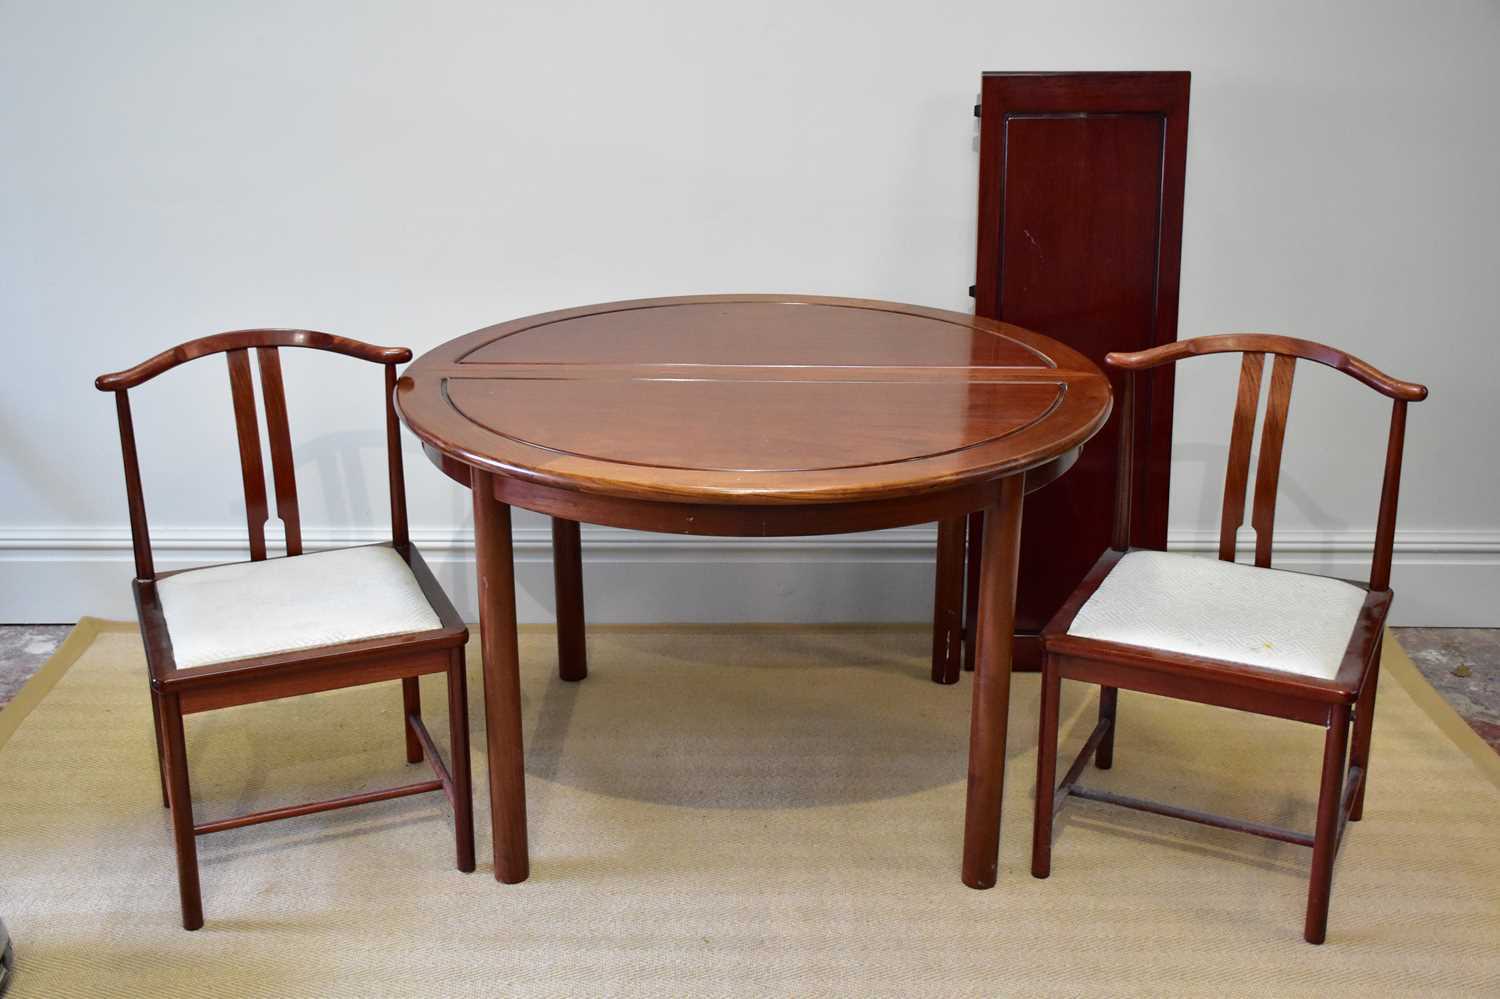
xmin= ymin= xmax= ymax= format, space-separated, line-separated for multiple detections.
xmin=396 ymin=294 xmax=1112 ymax=509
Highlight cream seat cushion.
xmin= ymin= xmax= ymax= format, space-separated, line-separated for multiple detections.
xmin=156 ymin=545 xmax=443 ymax=669
xmin=1066 ymin=550 xmax=1368 ymax=681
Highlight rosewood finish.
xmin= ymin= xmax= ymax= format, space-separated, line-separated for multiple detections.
xmin=948 ymin=71 xmax=1190 ymax=676
xmin=396 ymin=295 xmax=1111 ymax=889
xmin=1030 ymin=333 xmax=1427 ymax=944
xmin=96 ymin=330 xmax=476 ymax=930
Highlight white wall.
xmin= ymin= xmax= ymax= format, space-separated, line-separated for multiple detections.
xmin=2 ymin=0 xmax=1497 ymax=625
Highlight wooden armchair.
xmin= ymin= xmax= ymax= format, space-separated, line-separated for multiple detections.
xmin=95 ymin=330 xmax=475 ymax=930
xmin=1029 ymin=334 xmax=1426 ymax=944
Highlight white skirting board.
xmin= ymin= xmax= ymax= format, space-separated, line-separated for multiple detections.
xmin=1 ymin=526 xmax=1496 ymax=627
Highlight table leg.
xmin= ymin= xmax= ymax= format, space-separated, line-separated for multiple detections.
xmin=551 ymin=517 xmax=587 ymax=682
xmin=961 ymin=475 xmax=1025 ymax=889
xmin=931 ymin=517 xmax=967 ymax=684
xmin=962 ymin=510 xmax=984 ymax=671
xmin=471 ymin=470 xmax=530 ymax=883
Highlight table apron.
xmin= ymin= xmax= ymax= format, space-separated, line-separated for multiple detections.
xmin=425 ymin=443 xmax=1079 ymax=536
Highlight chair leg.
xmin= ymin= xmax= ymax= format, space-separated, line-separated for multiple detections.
xmin=149 ymin=688 xmax=169 ymax=808
xmin=1095 ymin=687 xmax=1119 ymax=770
xmin=159 ymin=693 xmax=203 ymax=930
xmin=1031 ymin=656 xmax=1062 ymax=878
xmin=1349 ymin=635 xmax=1382 ymax=822
xmin=402 ymin=677 xmax=423 ymax=764
xmin=447 ymin=648 xmax=477 ymax=873
xmin=1304 ymin=706 xmax=1351 ymax=944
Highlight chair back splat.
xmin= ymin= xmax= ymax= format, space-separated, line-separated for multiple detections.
xmin=1104 ymin=333 xmax=1427 ymax=590
xmin=95 ymin=330 xmax=414 ymax=578
xmin=256 ymin=346 xmax=302 ymax=556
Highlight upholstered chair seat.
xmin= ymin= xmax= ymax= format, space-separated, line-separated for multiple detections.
xmin=1066 ymin=550 xmax=1367 ymax=681
xmin=157 ymin=545 xmax=443 ymax=669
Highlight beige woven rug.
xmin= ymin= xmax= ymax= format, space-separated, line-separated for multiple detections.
xmin=1 ymin=620 xmax=1497 ymax=997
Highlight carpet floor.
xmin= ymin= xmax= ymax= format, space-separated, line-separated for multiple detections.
xmin=1 ymin=621 xmax=1497 ymax=996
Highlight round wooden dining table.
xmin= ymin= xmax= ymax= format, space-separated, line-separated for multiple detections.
xmin=395 ymin=294 xmax=1112 ymax=890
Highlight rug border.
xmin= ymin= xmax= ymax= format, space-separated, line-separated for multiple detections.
xmin=0 ymin=617 xmax=136 ymax=750
xmin=1382 ymin=634 xmax=1500 ymax=789
xmin=2 ymin=618 xmax=88 ymax=747
xmin=6 ymin=622 xmax=1495 ymax=791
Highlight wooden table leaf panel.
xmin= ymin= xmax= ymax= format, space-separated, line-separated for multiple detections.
xmin=395 ymin=295 xmax=1111 ymax=888
xmin=967 ymin=70 xmax=1190 ymax=672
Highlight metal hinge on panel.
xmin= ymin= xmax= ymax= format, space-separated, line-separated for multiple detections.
xmin=967 ymin=285 xmax=977 ymax=298
xmin=973 ymin=103 xmax=981 ymax=118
